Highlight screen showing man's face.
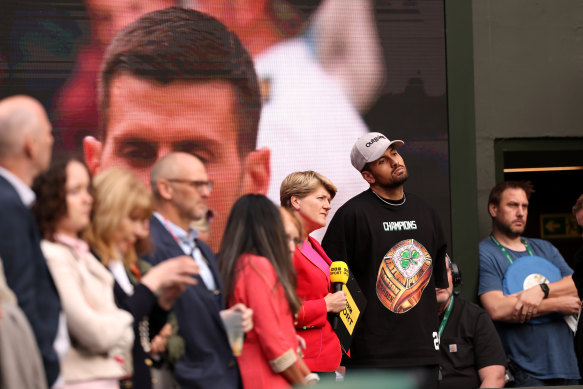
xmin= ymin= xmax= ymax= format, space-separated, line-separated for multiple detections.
xmin=10 ymin=1 xmax=452 ymax=252
xmin=84 ymin=74 xmax=269 ymax=250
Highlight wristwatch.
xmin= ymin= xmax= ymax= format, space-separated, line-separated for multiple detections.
xmin=539 ymin=283 xmax=550 ymax=299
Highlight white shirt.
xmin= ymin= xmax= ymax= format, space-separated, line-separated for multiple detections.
xmin=0 ymin=166 xmax=35 ymax=207
xmin=153 ymin=212 xmax=217 ymax=291
xmin=254 ymin=37 xmax=369 ymax=241
xmin=108 ymin=258 xmax=134 ymax=296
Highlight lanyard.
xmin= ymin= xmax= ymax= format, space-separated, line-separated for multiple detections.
xmin=159 ymin=214 xmax=218 ymax=292
xmin=158 ymin=214 xmax=206 ymax=262
xmin=438 ymin=296 xmax=454 ymax=340
xmin=159 ymin=215 xmax=192 ymax=251
xmin=489 ymin=234 xmax=533 ymax=265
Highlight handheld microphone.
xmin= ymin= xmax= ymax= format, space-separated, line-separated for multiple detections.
xmin=330 ymin=261 xmax=349 ymax=329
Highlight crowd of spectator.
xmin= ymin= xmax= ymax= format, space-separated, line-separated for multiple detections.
xmin=0 ymin=5 xmax=582 ymax=389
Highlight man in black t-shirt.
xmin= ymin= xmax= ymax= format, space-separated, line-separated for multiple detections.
xmin=322 ymin=132 xmax=448 ymax=389
xmin=436 ymin=256 xmax=506 ymax=389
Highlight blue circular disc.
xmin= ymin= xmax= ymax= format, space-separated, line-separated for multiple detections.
xmin=502 ymin=256 xmax=562 ymax=324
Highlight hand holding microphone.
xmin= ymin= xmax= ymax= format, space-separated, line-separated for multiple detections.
xmin=324 ymin=292 xmax=347 ymax=313
xmin=328 ymin=261 xmax=349 ymax=329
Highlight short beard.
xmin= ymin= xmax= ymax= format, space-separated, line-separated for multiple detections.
xmin=493 ymin=218 xmax=524 ymax=239
xmin=393 ymin=173 xmax=409 ymax=187
xmin=378 ymin=172 xmax=409 ymax=190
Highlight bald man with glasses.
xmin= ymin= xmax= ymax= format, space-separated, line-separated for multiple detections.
xmin=144 ymin=152 xmax=253 ymax=388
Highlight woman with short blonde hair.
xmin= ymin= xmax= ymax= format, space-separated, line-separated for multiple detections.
xmin=280 ymin=171 xmax=345 ymax=375
xmin=280 ymin=171 xmax=337 ymax=210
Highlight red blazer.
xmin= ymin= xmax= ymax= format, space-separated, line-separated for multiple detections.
xmin=231 ymin=254 xmax=301 ymax=389
xmin=293 ymin=236 xmax=342 ymax=372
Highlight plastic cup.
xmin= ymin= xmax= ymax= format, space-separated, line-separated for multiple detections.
xmin=222 ymin=310 xmax=244 ymax=356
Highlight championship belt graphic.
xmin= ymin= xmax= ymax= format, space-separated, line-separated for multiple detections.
xmin=376 ymin=239 xmax=432 ymax=313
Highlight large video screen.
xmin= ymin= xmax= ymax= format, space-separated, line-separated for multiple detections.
xmin=0 ymin=0 xmax=450 ymax=252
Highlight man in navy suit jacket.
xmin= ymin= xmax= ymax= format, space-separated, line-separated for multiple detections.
xmin=144 ymin=152 xmax=253 ymax=389
xmin=0 ymin=95 xmax=62 ymax=387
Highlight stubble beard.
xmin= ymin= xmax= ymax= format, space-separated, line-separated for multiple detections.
xmin=190 ymin=204 xmax=207 ymax=223
xmin=378 ymin=169 xmax=409 ymax=190
xmin=494 ymin=217 xmax=525 ymax=239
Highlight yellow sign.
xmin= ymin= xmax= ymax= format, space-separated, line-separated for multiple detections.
xmin=340 ymin=284 xmax=360 ymax=335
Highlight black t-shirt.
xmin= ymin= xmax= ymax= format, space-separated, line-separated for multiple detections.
xmin=438 ymin=297 xmax=507 ymax=389
xmin=322 ymin=189 xmax=448 ymax=367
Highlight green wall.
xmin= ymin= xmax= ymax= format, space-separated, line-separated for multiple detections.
xmin=444 ymin=0 xmax=480 ymax=301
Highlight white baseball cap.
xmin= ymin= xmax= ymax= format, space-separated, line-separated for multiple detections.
xmin=350 ymin=132 xmax=404 ymax=171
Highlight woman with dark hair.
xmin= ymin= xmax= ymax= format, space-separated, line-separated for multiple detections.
xmin=280 ymin=171 xmax=346 ymax=375
xmin=219 ymin=194 xmax=315 ymax=388
xmin=32 ymin=157 xmax=133 ymax=388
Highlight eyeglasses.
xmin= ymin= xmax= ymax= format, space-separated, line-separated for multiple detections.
xmin=167 ymin=179 xmax=213 ymax=193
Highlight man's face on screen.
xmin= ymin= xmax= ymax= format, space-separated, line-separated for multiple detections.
xmin=84 ymin=74 xmax=269 ymax=250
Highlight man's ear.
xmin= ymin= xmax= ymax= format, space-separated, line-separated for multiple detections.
xmin=362 ymin=170 xmax=375 ymax=185
xmin=23 ymin=133 xmax=36 ymax=160
xmin=157 ymin=179 xmax=174 ymax=201
xmin=488 ymin=203 xmax=497 ymax=218
xmin=241 ymin=147 xmax=270 ymax=195
xmin=83 ymin=136 xmax=103 ymax=176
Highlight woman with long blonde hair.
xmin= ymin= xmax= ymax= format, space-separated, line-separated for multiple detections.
xmin=85 ymin=168 xmax=198 ymax=389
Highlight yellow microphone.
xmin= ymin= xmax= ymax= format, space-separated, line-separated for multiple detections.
xmin=330 ymin=261 xmax=349 ymax=329
xmin=330 ymin=261 xmax=349 ymax=292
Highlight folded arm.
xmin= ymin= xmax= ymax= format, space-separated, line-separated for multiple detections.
xmin=480 ymin=276 xmax=580 ymax=323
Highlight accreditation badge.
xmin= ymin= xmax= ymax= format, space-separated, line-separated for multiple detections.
xmin=376 ymin=239 xmax=432 ymax=313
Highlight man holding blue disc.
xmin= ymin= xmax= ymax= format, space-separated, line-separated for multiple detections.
xmin=479 ymin=181 xmax=581 ymax=386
